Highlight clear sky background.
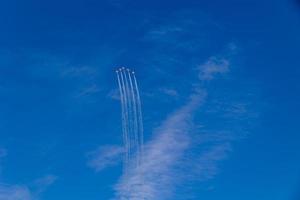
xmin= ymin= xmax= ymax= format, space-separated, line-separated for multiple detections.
xmin=0 ymin=0 xmax=299 ymax=200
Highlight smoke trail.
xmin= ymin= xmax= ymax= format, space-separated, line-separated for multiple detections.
xmin=132 ymin=71 xmax=144 ymax=199
xmin=122 ymin=69 xmax=134 ymax=166
xmin=133 ymin=72 xmax=144 ymax=158
xmin=128 ymin=71 xmax=140 ymax=166
xmin=116 ymin=67 xmax=144 ymax=175
xmin=116 ymin=71 xmax=128 ymax=171
xmin=119 ymin=69 xmax=130 ymax=171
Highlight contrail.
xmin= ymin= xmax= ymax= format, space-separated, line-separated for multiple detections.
xmin=119 ymin=69 xmax=130 ymax=172
xmin=123 ymin=69 xmax=134 ymax=164
xmin=128 ymin=70 xmax=140 ymax=167
xmin=133 ymin=72 xmax=144 ymax=159
xmin=116 ymin=67 xmax=144 ymax=173
xmin=116 ymin=71 xmax=128 ymax=172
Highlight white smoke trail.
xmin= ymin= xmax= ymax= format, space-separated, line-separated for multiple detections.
xmin=119 ymin=69 xmax=130 ymax=171
xmin=116 ymin=71 xmax=128 ymax=171
xmin=133 ymin=72 xmax=144 ymax=158
xmin=122 ymin=69 xmax=134 ymax=167
xmin=117 ymin=68 xmax=144 ymax=179
xmin=128 ymin=71 xmax=140 ymax=166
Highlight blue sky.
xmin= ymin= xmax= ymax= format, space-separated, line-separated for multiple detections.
xmin=0 ymin=0 xmax=300 ymax=199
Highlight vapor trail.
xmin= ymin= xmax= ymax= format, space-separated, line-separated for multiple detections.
xmin=122 ymin=69 xmax=134 ymax=165
xmin=119 ymin=69 xmax=130 ymax=171
xmin=133 ymin=72 xmax=144 ymax=158
xmin=116 ymin=72 xmax=128 ymax=171
xmin=128 ymin=71 xmax=140 ymax=166
xmin=116 ymin=67 xmax=144 ymax=179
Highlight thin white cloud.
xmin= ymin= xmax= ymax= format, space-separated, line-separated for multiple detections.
xmin=198 ymin=56 xmax=229 ymax=81
xmin=32 ymin=175 xmax=58 ymax=195
xmin=193 ymin=143 xmax=232 ymax=181
xmin=61 ymin=66 xmax=101 ymax=99
xmin=0 ymin=150 xmax=57 ymax=200
xmin=110 ymin=51 xmax=244 ymax=199
xmin=0 ymin=174 xmax=57 ymax=200
xmin=159 ymin=87 xmax=179 ymax=97
xmin=61 ymin=66 xmax=98 ymax=78
xmin=145 ymin=26 xmax=183 ymax=42
xmin=113 ymin=90 xmax=207 ymax=200
xmin=104 ymin=48 xmax=256 ymax=199
xmin=76 ymin=84 xmax=101 ymax=98
xmin=107 ymin=89 xmax=120 ymax=101
xmin=112 ymin=87 xmax=239 ymax=199
xmin=0 ymin=185 xmax=32 ymax=200
xmin=87 ymin=145 xmax=124 ymax=172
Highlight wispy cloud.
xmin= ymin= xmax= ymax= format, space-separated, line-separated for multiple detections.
xmin=100 ymin=43 xmax=258 ymax=199
xmin=75 ymin=84 xmax=101 ymax=98
xmin=144 ymin=26 xmax=184 ymax=42
xmin=32 ymin=175 xmax=58 ymax=195
xmin=113 ymin=90 xmax=207 ymax=200
xmin=198 ymin=56 xmax=229 ymax=81
xmin=107 ymin=89 xmax=120 ymax=101
xmin=60 ymin=65 xmax=102 ymax=99
xmin=0 ymin=185 xmax=32 ymax=200
xmin=144 ymin=87 xmax=179 ymax=102
xmin=87 ymin=145 xmax=124 ymax=172
xmin=159 ymin=87 xmax=179 ymax=97
xmin=192 ymin=143 xmax=232 ymax=181
xmin=110 ymin=50 xmax=253 ymax=199
xmin=61 ymin=66 xmax=98 ymax=79
xmin=0 ymin=174 xmax=57 ymax=200
xmin=0 ymin=151 xmax=57 ymax=200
